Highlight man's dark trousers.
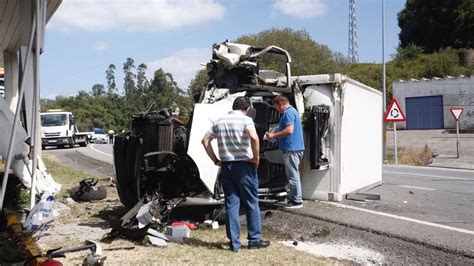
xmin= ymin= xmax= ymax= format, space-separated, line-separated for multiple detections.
xmin=220 ymin=161 xmax=262 ymax=251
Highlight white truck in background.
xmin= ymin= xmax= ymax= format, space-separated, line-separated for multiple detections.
xmin=40 ymin=110 xmax=90 ymax=149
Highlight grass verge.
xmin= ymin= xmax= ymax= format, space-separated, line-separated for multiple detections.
xmin=42 ymin=155 xmax=99 ymax=198
xmin=386 ymin=145 xmax=434 ymax=166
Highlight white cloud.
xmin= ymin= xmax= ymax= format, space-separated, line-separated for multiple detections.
xmin=49 ymin=0 xmax=225 ymax=32
xmin=273 ymin=0 xmax=327 ymax=18
xmin=93 ymin=41 xmax=109 ymax=51
xmin=146 ymin=48 xmax=210 ymax=89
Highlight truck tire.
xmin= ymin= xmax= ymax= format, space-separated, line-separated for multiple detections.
xmin=79 ymin=141 xmax=87 ymax=147
xmin=69 ymin=137 xmax=75 ymax=148
xmin=70 ymin=185 xmax=107 ymax=201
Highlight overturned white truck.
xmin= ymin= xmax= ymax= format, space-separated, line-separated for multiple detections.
xmin=114 ymin=42 xmax=382 ymax=214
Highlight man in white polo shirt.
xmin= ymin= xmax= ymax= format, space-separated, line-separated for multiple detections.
xmin=201 ymin=96 xmax=270 ymax=253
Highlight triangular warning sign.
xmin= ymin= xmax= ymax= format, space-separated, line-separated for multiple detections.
xmin=384 ymin=98 xmax=406 ymax=122
xmin=450 ymin=108 xmax=464 ymax=121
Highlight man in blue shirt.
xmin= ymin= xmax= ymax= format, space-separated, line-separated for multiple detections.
xmin=202 ymin=96 xmax=270 ymax=252
xmin=266 ymin=95 xmax=305 ymax=208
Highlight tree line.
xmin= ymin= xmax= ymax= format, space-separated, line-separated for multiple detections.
xmin=43 ymin=58 xmax=193 ymax=132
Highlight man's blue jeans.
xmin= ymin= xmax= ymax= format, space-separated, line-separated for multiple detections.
xmin=283 ymin=151 xmax=304 ymax=203
xmin=220 ymin=161 xmax=262 ymax=251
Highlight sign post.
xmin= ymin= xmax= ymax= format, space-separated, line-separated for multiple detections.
xmin=384 ymin=99 xmax=407 ymax=164
xmin=449 ymin=108 xmax=464 ymax=158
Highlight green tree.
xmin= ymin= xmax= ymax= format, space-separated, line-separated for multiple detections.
xmin=91 ymin=83 xmax=105 ymax=97
xmin=188 ymin=68 xmax=207 ymax=98
xmin=123 ymin=57 xmax=136 ymax=96
xmin=398 ymin=0 xmax=473 ymax=52
xmin=137 ymin=63 xmax=150 ymax=91
xmin=106 ymin=64 xmax=117 ymax=94
xmin=149 ymin=68 xmax=193 ymax=120
xmin=453 ymin=0 xmax=474 ymax=49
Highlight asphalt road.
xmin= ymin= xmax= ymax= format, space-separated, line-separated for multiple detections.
xmin=43 ymin=144 xmax=114 ymax=178
xmin=343 ymin=165 xmax=474 ymax=231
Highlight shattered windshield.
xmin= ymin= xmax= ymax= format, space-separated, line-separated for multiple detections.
xmin=41 ymin=114 xmax=68 ymax=127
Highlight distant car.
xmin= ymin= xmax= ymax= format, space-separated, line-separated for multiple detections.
xmin=91 ymin=128 xmax=108 ymax=143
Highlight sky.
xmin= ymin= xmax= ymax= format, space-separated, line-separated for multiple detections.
xmin=41 ymin=0 xmax=406 ymax=99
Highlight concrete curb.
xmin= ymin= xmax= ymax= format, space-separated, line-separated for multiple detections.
xmin=384 ymin=163 xmax=474 ymax=172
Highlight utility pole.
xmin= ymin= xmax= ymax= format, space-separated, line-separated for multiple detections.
xmin=382 ymin=0 xmax=387 ymax=161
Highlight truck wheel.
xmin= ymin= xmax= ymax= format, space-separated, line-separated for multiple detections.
xmin=42 ymin=145 xmax=45 ymax=150
xmin=58 ymin=145 xmax=65 ymax=149
xmin=70 ymin=185 xmax=107 ymax=201
xmin=79 ymin=142 xmax=87 ymax=147
xmin=69 ymin=137 xmax=75 ymax=148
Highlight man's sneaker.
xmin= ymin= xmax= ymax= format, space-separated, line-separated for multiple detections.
xmin=248 ymin=240 xmax=271 ymax=249
xmin=282 ymin=200 xmax=303 ymax=209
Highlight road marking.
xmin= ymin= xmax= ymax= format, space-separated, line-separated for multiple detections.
xmin=325 ymin=202 xmax=474 ymax=236
xmin=90 ymin=144 xmax=113 ymax=157
xmin=397 ymin=185 xmax=435 ymax=191
xmin=384 ymin=171 xmax=471 ymax=181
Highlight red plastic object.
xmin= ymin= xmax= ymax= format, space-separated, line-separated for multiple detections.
xmin=40 ymin=259 xmax=63 ymax=266
xmin=170 ymin=221 xmax=197 ymax=230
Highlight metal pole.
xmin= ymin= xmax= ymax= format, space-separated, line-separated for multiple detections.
xmin=30 ymin=0 xmax=43 ymax=209
xmin=382 ymin=0 xmax=387 ymax=161
xmin=456 ymin=120 xmax=460 ymax=158
xmin=394 ymin=122 xmax=398 ymax=164
xmin=0 ymin=18 xmax=37 ymax=211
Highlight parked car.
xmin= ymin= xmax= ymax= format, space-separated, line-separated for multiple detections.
xmin=91 ymin=128 xmax=108 ymax=143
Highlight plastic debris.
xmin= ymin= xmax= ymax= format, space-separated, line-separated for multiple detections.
xmin=148 ymin=236 xmax=168 ymax=247
xmin=170 ymin=221 xmax=197 ymax=230
xmin=23 ymin=192 xmax=56 ymax=230
xmin=164 ymin=225 xmax=191 ymax=242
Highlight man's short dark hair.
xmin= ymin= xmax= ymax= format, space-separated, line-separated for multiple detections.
xmin=232 ymin=96 xmax=251 ymax=111
xmin=272 ymin=95 xmax=289 ymax=105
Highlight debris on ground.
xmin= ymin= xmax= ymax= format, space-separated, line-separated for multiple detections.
xmin=69 ymin=178 xmax=107 ymax=202
xmin=22 ymin=192 xmax=57 ymax=231
xmin=170 ymin=221 xmax=197 ymax=230
xmin=202 ymin=220 xmax=219 ymax=229
xmin=36 ymin=240 xmax=106 ymax=266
